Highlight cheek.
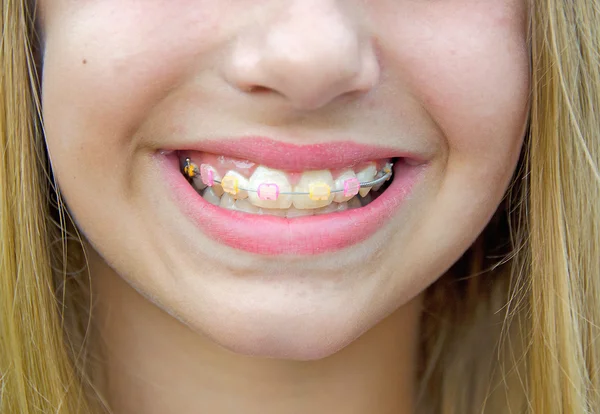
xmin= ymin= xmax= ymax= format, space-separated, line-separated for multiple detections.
xmin=375 ymin=2 xmax=529 ymax=268
xmin=40 ymin=1 xmax=228 ymax=168
xmin=381 ymin=1 xmax=529 ymax=170
xmin=415 ymin=37 xmax=529 ymax=165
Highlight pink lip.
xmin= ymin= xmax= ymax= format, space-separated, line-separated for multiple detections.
xmin=165 ymin=137 xmax=425 ymax=171
xmin=159 ymin=138 xmax=425 ymax=255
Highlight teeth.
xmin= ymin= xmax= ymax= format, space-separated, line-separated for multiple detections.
xmin=286 ymin=207 xmax=315 ymax=218
xmin=371 ymin=162 xmax=393 ymax=192
xmin=314 ymin=201 xmax=348 ymax=215
xmin=221 ymin=170 xmax=249 ymax=200
xmin=347 ymin=196 xmax=362 ymax=210
xmin=360 ymin=193 xmax=373 ymax=207
xmin=293 ymin=170 xmax=335 ymax=209
xmin=199 ymin=164 xmax=224 ymax=196
xmin=234 ymin=198 xmax=261 ymax=214
xmin=248 ymin=166 xmax=292 ymax=209
xmin=187 ymin=157 xmax=392 ymax=214
xmin=259 ymin=208 xmax=287 ymax=217
xmin=202 ymin=187 xmax=222 ymax=206
xmin=337 ymin=202 xmax=349 ymax=212
xmin=212 ymin=184 xmax=225 ymax=197
xmin=384 ymin=161 xmax=394 ymax=175
xmin=192 ymin=176 xmax=207 ymax=191
xmin=356 ymin=163 xmax=377 ymax=197
xmin=372 ymin=182 xmax=384 ymax=192
xmin=333 ymin=170 xmax=358 ymax=203
xmin=219 ymin=193 xmax=236 ymax=209
xmin=205 ymin=187 xmax=363 ymax=216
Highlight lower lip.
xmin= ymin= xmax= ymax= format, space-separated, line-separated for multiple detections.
xmin=160 ymin=154 xmax=422 ymax=255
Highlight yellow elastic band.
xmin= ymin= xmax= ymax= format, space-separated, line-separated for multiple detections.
xmin=309 ymin=182 xmax=331 ymax=201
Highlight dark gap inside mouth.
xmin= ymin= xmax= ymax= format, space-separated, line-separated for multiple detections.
xmin=364 ymin=156 xmax=398 ymax=205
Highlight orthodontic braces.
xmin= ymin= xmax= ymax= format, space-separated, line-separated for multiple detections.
xmin=183 ymin=158 xmax=393 ymax=201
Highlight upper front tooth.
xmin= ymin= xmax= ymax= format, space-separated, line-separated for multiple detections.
xmin=293 ymin=170 xmax=334 ymax=209
xmin=356 ymin=163 xmax=377 ymax=197
xmin=221 ymin=170 xmax=249 ymax=200
xmin=333 ymin=170 xmax=358 ymax=203
xmin=248 ymin=166 xmax=292 ymax=209
xmin=347 ymin=196 xmax=362 ymax=209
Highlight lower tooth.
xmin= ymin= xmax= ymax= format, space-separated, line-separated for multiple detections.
xmin=315 ymin=203 xmax=342 ymax=215
xmin=217 ymin=198 xmax=353 ymax=217
xmin=219 ymin=193 xmax=236 ymax=209
xmin=202 ymin=187 xmax=222 ymax=206
xmin=286 ymin=207 xmax=315 ymax=218
xmin=234 ymin=198 xmax=260 ymax=214
xmin=360 ymin=193 xmax=373 ymax=207
xmin=259 ymin=208 xmax=287 ymax=217
xmin=337 ymin=202 xmax=348 ymax=212
xmin=347 ymin=197 xmax=362 ymax=209
xmin=313 ymin=202 xmax=349 ymax=215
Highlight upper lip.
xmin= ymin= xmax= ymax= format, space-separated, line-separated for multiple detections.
xmin=166 ymin=137 xmax=427 ymax=171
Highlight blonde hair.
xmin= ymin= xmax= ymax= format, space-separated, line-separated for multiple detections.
xmin=1 ymin=0 xmax=598 ymax=412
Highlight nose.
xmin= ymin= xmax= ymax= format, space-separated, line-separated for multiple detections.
xmin=222 ymin=1 xmax=380 ymax=111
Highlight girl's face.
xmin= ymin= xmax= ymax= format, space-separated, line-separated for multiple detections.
xmin=39 ymin=1 xmax=529 ymax=358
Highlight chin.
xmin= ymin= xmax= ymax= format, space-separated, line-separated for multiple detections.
xmin=180 ymin=300 xmax=378 ymax=361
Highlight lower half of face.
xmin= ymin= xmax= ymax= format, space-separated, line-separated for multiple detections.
xmin=39 ymin=0 xmax=529 ymax=359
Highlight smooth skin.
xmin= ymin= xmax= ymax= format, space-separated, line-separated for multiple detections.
xmin=38 ymin=1 xmax=529 ymax=413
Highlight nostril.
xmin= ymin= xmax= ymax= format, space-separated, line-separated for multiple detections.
xmin=221 ymin=10 xmax=380 ymax=111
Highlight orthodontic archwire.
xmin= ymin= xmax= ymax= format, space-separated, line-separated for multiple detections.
xmin=182 ymin=158 xmax=393 ymax=201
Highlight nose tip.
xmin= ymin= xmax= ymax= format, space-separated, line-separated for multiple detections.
xmin=222 ymin=5 xmax=380 ymax=110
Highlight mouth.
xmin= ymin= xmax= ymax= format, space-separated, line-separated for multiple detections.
xmin=159 ymin=138 xmax=426 ymax=255
xmin=179 ymin=152 xmax=395 ymax=217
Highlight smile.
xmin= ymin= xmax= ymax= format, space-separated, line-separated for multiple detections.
xmin=180 ymin=154 xmax=394 ymax=217
xmin=160 ymin=138 xmax=427 ymax=255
